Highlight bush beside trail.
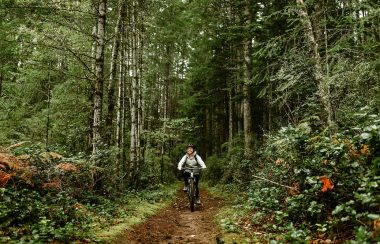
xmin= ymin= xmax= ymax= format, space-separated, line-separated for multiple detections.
xmin=206 ymin=109 xmax=380 ymax=243
xmin=0 ymin=145 xmax=175 ymax=243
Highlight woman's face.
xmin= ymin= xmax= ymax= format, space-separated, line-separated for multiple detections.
xmin=187 ymin=147 xmax=194 ymax=155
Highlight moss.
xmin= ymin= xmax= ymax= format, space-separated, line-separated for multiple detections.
xmin=95 ymin=182 xmax=180 ymax=243
xmin=96 ymin=201 xmax=167 ymax=242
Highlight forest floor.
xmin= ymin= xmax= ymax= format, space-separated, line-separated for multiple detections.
xmin=115 ymin=186 xmax=226 ymax=244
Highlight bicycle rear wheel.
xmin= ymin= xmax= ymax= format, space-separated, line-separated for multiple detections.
xmin=188 ymin=178 xmax=195 ymax=212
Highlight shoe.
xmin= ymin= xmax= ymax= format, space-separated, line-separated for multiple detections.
xmin=183 ymin=186 xmax=188 ymax=192
xmin=196 ymin=197 xmax=201 ymax=204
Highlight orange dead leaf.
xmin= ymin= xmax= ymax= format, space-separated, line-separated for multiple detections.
xmin=39 ymin=152 xmax=63 ymax=163
xmin=348 ymin=144 xmax=370 ymax=159
xmin=49 ymin=152 xmax=63 ymax=160
xmin=360 ymin=144 xmax=370 ymax=155
xmin=42 ymin=178 xmax=61 ymax=189
xmin=18 ymin=167 xmax=36 ymax=186
xmin=72 ymin=203 xmax=85 ymax=210
xmin=374 ymin=219 xmax=380 ymax=230
xmin=17 ymin=154 xmax=31 ymax=162
xmin=331 ymin=136 xmax=340 ymax=144
xmin=56 ymin=163 xmax=77 ymax=172
xmin=320 ymin=176 xmax=333 ymax=192
xmin=349 ymin=147 xmax=360 ymax=158
xmin=0 ymin=171 xmax=14 ymax=187
xmin=275 ymin=158 xmax=285 ymax=165
xmin=288 ymin=182 xmax=300 ymax=196
xmin=0 ymin=153 xmax=22 ymax=170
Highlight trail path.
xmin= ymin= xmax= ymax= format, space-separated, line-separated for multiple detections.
xmin=117 ymin=187 xmax=224 ymax=244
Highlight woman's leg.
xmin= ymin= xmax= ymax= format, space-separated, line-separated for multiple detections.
xmin=183 ymin=171 xmax=190 ymax=190
xmin=194 ymin=174 xmax=200 ymax=198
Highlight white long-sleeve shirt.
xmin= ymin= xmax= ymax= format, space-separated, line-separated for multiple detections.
xmin=177 ymin=151 xmax=206 ymax=173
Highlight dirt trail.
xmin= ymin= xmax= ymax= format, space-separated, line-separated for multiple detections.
xmin=118 ymin=187 xmax=224 ymax=244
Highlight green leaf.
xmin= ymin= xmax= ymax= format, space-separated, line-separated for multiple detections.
xmin=367 ymin=214 xmax=380 ymax=220
xmin=332 ymin=204 xmax=344 ymax=215
xmin=360 ymin=133 xmax=371 ymax=140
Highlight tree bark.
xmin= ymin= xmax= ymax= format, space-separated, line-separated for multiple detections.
xmin=296 ymin=0 xmax=333 ymax=126
xmin=88 ymin=25 xmax=97 ymax=151
xmin=160 ymin=45 xmax=170 ymax=183
xmin=137 ymin=6 xmax=145 ymax=175
xmin=105 ymin=0 xmax=125 ymax=145
xmin=243 ymin=2 xmax=254 ymax=159
xmin=129 ymin=0 xmax=142 ymax=182
xmin=92 ymin=0 xmax=107 ymax=154
xmin=228 ymin=86 xmax=234 ymax=152
xmin=116 ymin=29 xmax=125 ymax=176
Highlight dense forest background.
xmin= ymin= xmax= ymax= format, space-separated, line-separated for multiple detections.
xmin=0 ymin=0 xmax=379 ymax=242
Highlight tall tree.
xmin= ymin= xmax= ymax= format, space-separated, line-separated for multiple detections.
xmin=243 ymin=0 xmax=254 ymax=158
xmin=105 ymin=0 xmax=125 ymax=145
xmin=92 ymin=0 xmax=107 ymax=154
xmin=129 ymin=0 xmax=145 ymax=182
xmin=295 ymin=0 xmax=333 ymax=126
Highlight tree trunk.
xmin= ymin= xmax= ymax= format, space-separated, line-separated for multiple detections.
xmin=160 ymin=45 xmax=170 ymax=183
xmin=137 ymin=7 xmax=145 ymax=176
xmin=92 ymin=0 xmax=107 ymax=154
xmin=116 ymin=29 xmax=125 ymax=177
xmin=205 ymin=108 xmax=211 ymax=157
xmin=124 ymin=2 xmax=132 ymax=180
xmin=105 ymin=0 xmax=125 ymax=145
xmin=228 ymin=86 xmax=233 ymax=152
xmin=268 ymin=80 xmax=273 ymax=134
xmin=129 ymin=0 xmax=140 ymax=182
xmin=88 ymin=25 xmax=97 ymax=151
xmin=243 ymin=2 xmax=254 ymax=159
xmin=126 ymin=0 xmax=145 ymax=186
xmin=45 ymin=62 xmax=52 ymax=151
xmin=90 ymin=25 xmax=97 ymax=75
xmin=296 ymin=0 xmax=333 ymax=126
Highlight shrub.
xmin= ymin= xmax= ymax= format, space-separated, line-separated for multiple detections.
xmin=228 ymin=108 xmax=380 ymax=242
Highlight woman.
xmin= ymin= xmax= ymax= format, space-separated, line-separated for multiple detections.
xmin=177 ymin=144 xmax=207 ymax=204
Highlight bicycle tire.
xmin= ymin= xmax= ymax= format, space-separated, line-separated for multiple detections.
xmin=189 ymin=178 xmax=195 ymax=212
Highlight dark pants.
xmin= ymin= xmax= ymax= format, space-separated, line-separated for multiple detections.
xmin=183 ymin=172 xmax=200 ymax=198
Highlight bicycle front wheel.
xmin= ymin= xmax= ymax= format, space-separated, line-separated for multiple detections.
xmin=188 ymin=178 xmax=195 ymax=212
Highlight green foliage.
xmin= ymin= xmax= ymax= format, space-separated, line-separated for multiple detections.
xmin=202 ymin=155 xmax=225 ymax=185
xmin=216 ymin=108 xmax=380 ymax=242
xmin=0 ymin=146 xmax=179 ymax=242
xmin=0 ymin=188 xmax=93 ymax=243
xmin=247 ymin=185 xmax=284 ymax=213
xmin=220 ymin=218 xmax=240 ymax=233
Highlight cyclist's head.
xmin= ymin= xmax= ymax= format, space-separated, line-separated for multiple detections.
xmin=186 ymin=144 xmax=195 ymax=154
xmin=187 ymin=144 xmax=195 ymax=149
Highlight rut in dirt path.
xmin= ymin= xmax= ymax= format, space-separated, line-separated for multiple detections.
xmin=119 ymin=187 xmax=224 ymax=244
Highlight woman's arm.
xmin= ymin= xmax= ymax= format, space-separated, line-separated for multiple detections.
xmin=196 ymin=155 xmax=207 ymax=169
xmin=177 ymin=155 xmax=187 ymax=170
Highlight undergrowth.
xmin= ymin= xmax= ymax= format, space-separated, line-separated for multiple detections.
xmin=0 ymin=147 xmax=178 ymax=243
xmin=207 ymin=108 xmax=380 ymax=243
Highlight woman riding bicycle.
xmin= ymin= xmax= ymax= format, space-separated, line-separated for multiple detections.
xmin=177 ymin=144 xmax=207 ymax=204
